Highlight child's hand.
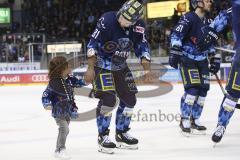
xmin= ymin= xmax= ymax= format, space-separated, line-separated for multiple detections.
xmin=71 ymin=105 xmax=79 ymax=119
xmin=71 ymin=111 xmax=79 ymax=119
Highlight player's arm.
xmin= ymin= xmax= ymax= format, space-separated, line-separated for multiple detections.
xmin=66 ymin=75 xmax=86 ymax=88
xmin=169 ymin=14 xmax=191 ymax=69
xmin=87 ymin=14 xmax=111 ymax=51
xmin=197 ymin=8 xmax=232 ymax=51
xmin=170 ymin=14 xmax=192 ymax=47
xmin=133 ymin=20 xmax=155 ymax=83
xmin=42 ymin=87 xmax=52 ymax=110
xmin=210 ymin=8 xmax=232 ymax=33
xmin=133 ymin=21 xmax=151 ymax=71
xmin=85 ymin=14 xmax=110 ymax=84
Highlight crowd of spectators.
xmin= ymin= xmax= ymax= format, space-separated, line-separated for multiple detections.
xmin=21 ymin=0 xmax=126 ymax=42
xmin=0 ymin=0 xmax=234 ymax=62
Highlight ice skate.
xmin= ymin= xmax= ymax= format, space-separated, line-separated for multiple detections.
xmin=212 ymin=125 xmax=225 ymax=147
xmin=191 ymin=118 xmax=207 ymax=135
xmin=116 ymin=131 xmax=138 ymax=150
xmin=54 ymin=149 xmax=71 ymax=160
xmin=98 ymin=132 xmax=116 ymax=154
xmin=180 ymin=118 xmax=191 ymax=137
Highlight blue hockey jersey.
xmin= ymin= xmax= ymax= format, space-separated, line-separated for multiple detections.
xmin=232 ymin=0 xmax=240 ymax=6
xmin=41 ymin=75 xmax=85 ymax=118
xmin=171 ymin=11 xmax=213 ymax=61
xmin=171 ymin=10 xmax=231 ymax=61
xmin=87 ymin=11 xmax=150 ymax=71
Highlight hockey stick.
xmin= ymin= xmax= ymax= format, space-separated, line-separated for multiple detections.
xmin=214 ymin=73 xmax=240 ymax=109
xmin=214 ymin=47 xmax=236 ymax=54
xmin=214 ymin=73 xmax=226 ymax=94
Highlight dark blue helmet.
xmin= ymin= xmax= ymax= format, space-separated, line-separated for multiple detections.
xmin=191 ymin=0 xmax=213 ymax=9
xmin=191 ymin=0 xmax=202 ymax=9
xmin=117 ymin=0 xmax=144 ymax=24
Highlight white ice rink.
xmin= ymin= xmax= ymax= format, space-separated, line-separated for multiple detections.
xmin=0 ymin=83 xmax=240 ymax=160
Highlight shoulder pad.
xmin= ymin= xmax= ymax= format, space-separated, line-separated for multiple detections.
xmin=178 ymin=12 xmax=193 ymax=25
xmin=97 ymin=12 xmax=116 ymax=29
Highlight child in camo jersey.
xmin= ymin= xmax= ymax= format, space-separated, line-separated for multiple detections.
xmin=42 ymin=56 xmax=85 ymax=159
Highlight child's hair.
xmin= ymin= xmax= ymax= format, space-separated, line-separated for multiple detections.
xmin=48 ymin=56 xmax=68 ymax=80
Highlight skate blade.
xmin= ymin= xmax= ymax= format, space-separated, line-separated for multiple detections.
xmin=98 ymin=145 xmax=115 ymax=154
xmin=180 ymin=130 xmax=191 ymax=137
xmin=54 ymin=155 xmax=71 ymax=160
xmin=191 ymin=129 xmax=206 ymax=135
xmin=116 ymin=142 xmax=138 ymax=150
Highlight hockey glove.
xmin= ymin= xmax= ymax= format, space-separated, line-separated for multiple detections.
xmin=210 ymin=57 xmax=221 ymax=74
xmin=196 ymin=26 xmax=219 ymax=52
xmin=169 ymin=46 xmax=182 ymax=69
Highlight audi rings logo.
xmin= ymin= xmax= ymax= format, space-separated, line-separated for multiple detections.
xmin=32 ymin=75 xmax=48 ymax=82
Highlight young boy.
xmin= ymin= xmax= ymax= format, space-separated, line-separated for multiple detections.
xmin=42 ymin=56 xmax=85 ymax=159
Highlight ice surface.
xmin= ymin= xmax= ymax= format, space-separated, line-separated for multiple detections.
xmin=0 ymin=83 xmax=239 ymax=160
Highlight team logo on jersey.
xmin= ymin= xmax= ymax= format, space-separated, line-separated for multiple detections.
xmin=103 ymin=41 xmax=118 ymax=53
xmin=117 ymin=38 xmax=133 ymax=51
xmin=102 ymin=38 xmax=133 ymax=56
xmin=134 ymin=26 xmax=145 ymax=34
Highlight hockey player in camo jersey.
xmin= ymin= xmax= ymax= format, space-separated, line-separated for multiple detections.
xmin=84 ymin=0 xmax=151 ymax=154
xmin=169 ymin=0 xmax=232 ymax=135
xmin=210 ymin=0 xmax=240 ymax=144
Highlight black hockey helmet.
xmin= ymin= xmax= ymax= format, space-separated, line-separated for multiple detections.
xmin=117 ymin=0 xmax=144 ymax=24
xmin=191 ymin=0 xmax=213 ymax=9
xmin=191 ymin=0 xmax=203 ymax=9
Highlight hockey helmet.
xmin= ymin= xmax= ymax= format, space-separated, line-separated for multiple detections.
xmin=191 ymin=0 xmax=203 ymax=9
xmin=117 ymin=0 xmax=144 ymax=24
xmin=191 ymin=0 xmax=213 ymax=9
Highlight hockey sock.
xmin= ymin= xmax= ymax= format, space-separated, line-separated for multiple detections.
xmin=116 ymin=101 xmax=133 ymax=132
xmin=97 ymin=106 xmax=113 ymax=134
xmin=180 ymin=93 xmax=196 ymax=119
xmin=192 ymin=96 xmax=206 ymax=119
xmin=218 ymin=95 xmax=238 ymax=127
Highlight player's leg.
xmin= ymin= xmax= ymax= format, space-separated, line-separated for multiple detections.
xmin=93 ymin=67 xmax=118 ymax=153
xmin=232 ymin=0 xmax=240 ymax=51
xmin=115 ymin=100 xmax=138 ymax=149
xmin=116 ymin=101 xmax=132 ymax=133
xmin=54 ymin=118 xmax=71 ymax=159
xmin=212 ymin=61 xmax=240 ymax=143
xmin=179 ymin=56 xmax=200 ymax=134
xmin=113 ymin=67 xmax=138 ymax=149
xmin=191 ymin=59 xmax=210 ymax=132
xmin=212 ymin=0 xmax=240 ymax=143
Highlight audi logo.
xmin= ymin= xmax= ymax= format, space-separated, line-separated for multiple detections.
xmin=32 ymin=75 xmax=49 ymax=82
